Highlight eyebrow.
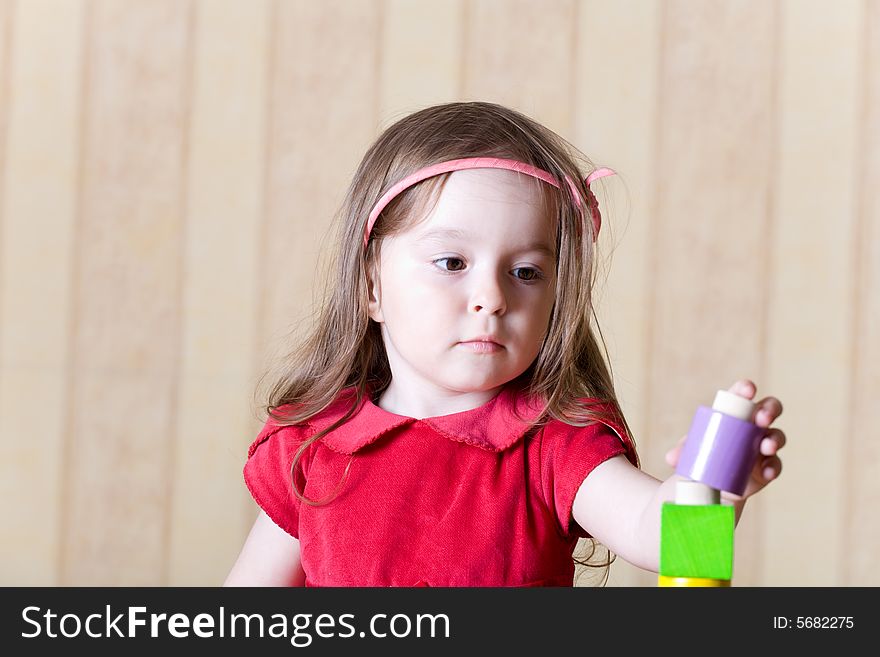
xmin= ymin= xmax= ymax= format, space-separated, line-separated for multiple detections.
xmin=417 ymin=228 xmax=556 ymax=259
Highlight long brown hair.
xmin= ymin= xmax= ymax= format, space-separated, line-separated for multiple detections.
xmin=255 ymin=101 xmax=638 ymax=584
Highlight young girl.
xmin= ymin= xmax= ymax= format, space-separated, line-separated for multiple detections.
xmin=224 ymin=102 xmax=786 ymax=587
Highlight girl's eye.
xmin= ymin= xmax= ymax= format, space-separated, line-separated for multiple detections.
xmin=434 ymin=257 xmax=466 ymax=272
xmin=513 ymin=267 xmax=542 ymax=282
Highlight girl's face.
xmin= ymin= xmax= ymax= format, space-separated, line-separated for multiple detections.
xmin=368 ymin=168 xmax=557 ymax=406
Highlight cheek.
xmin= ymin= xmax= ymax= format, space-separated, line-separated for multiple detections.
xmin=526 ymin=287 xmax=555 ymax=335
xmin=380 ymin=263 xmax=452 ymax=320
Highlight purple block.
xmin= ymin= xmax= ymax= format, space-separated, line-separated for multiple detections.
xmin=675 ymin=406 xmax=765 ymax=496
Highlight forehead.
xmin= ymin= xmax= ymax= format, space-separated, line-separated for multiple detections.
xmin=410 ymin=168 xmax=556 ymax=242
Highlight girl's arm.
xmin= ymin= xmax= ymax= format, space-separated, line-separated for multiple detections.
xmin=223 ymin=509 xmax=306 ymax=586
xmin=571 ymin=456 xmax=731 ymax=572
xmin=573 ymin=380 xmax=784 ymax=572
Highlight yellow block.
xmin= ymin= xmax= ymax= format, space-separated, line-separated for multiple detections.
xmin=658 ymin=575 xmax=730 ymax=587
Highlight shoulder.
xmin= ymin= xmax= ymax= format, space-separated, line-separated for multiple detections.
xmin=247 ymin=406 xmax=313 ymax=459
xmin=247 ymin=387 xmax=361 ymax=458
xmin=538 ymin=398 xmax=638 ymax=468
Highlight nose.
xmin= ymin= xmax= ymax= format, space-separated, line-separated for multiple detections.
xmin=468 ymin=269 xmax=507 ymax=316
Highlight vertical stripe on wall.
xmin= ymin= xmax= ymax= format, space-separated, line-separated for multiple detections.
xmin=0 ymin=0 xmax=83 ymax=585
xmin=764 ymin=0 xmax=863 ymax=585
xmin=257 ymin=0 xmax=382 ymax=371
xmin=167 ymin=0 xmax=269 ymax=586
xmin=60 ymin=0 xmax=193 ymax=585
xmin=649 ymin=0 xmax=777 ymax=586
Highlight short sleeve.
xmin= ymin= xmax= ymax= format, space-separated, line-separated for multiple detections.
xmin=539 ymin=418 xmax=638 ymax=540
xmin=242 ymin=417 xmax=313 ymax=539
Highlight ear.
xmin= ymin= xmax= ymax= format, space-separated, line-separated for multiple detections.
xmin=366 ymin=261 xmax=384 ymax=323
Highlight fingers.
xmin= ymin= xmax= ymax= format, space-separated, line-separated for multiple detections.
xmin=760 ymin=427 xmax=786 ymax=455
xmin=757 ymin=454 xmax=782 ymax=482
xmin=726 ymin=379 xmax=784 ymax=427
xmin=721 ymin=381 xmax=787 ymax=494
xmin=728 ymin=379 xmax=756 ymax=399
xmin=753 ymin=397 xmax=783 ymax=427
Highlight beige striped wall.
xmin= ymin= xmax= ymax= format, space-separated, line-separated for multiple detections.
xmin=0 ymin=0 xmax=876 ymax=586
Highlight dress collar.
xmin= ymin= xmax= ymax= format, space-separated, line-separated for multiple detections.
xmin=309 ymin=382 xmax=548 ymax=454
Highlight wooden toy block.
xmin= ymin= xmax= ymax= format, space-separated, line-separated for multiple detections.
xmin=659 ymin=502 xmax=735 ymax=580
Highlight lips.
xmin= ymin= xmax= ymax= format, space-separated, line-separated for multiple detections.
xmin=460 ymin=341 xmax=503 ymax=354
xmin=458 ymin=335 xmax=504 ymax=354
xmin=460 ymin=335 xmax=503 ymax=347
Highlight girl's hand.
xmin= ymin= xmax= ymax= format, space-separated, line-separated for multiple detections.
xmin=665 ymin=379 xmax=786 ymax=502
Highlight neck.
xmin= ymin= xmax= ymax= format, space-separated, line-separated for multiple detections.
xmin=375 ymin=380 xmax=507 ymax=419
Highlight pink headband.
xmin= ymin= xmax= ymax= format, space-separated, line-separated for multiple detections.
xmin=363 ymin=157 xmax=615 ymax=248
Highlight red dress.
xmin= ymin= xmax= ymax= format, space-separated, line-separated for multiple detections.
xmin=243 ymin=382 xmax=637 ymax=587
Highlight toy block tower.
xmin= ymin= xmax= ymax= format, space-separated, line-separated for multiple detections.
xmin=658 ymin=390 xmax=764 ymax=587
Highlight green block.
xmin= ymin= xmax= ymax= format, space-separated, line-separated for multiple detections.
xmin=660 ymin=503 xmax=735 ymax=580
